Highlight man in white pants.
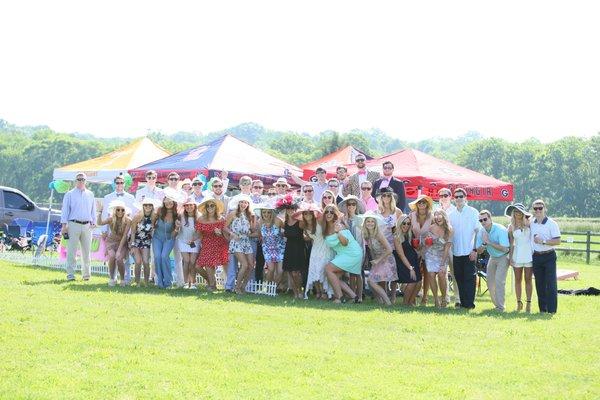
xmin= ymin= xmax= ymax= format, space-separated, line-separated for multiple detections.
xmin=475 ymin=210 xmax=510 ymax=311
xmin=60 ymin=172 xmax=97 ymax=281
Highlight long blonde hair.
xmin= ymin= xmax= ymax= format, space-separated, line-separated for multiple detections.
xmin=433 ymin=209 xmax=451 ymax=240
xmin=394 ymin=214 xmax=413 ymax=242
xmin=378 ymin=193 xmax=396 ymax=215
xmin=361 ymin=216 xmax=380 ymax=242
xmin=510 ymin=210 xmax=529 ymax=232
xmin=321 ymin=190 xmax=336 ymax=209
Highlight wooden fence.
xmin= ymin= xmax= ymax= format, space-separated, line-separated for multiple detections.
xmin=556 ymin=231 xmax=600 ymax=264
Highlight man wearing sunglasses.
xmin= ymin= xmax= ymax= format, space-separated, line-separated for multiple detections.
xmin=101 ymin=175 xmax=136 ymax=284
xmin=344 ymin=154 xmax=380 ymax=197
xmin=190 ymin=177 xmax=205 ymax=203
xmin=60 ymin=172 xmax=97 ymax=281
xmin=371 ymin=161 xmax=406 ymax=212
xmin=448 ymin=187 xmax=480 ymax=309
xmin=300 ymin=184 xmax=316 ymax=205
xmin=208 ymin=177 xmax=230 ymax=211
xmin=288 ymin=167 xmax=329 ymax=202
xmin=475 ymin=210 xmax=510 ymax=311
xmin=135 ymin=170 xmax=164 ymax=203
xmin=530 ymin=199 xmax=561 ymax=314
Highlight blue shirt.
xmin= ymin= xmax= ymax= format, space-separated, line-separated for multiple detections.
xmin=476 ymin=222 xmax=510 ymax=258
xmin=61 ymin=187 xmax=97 ymax=224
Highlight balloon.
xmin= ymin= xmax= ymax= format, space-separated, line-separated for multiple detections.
xmin=122 ymin=173 xmax=133 ymax=190
xmin=54 ymin=180 xmax=70 ymax=194
xmin=48 ymin=181 xmax=56 ymax=190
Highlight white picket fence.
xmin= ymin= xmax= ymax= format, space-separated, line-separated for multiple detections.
xmin=0 ymin=252 xmax=277 ymax=296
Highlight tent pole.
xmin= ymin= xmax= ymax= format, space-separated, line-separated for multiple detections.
xmin=45 ymin=188 xmax=54 ymax=236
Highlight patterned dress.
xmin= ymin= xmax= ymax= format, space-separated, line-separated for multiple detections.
xmin=423 ymin=233 xmax=448 ymax=273
xmin=365 ymin=236 xmax=398 ymax=282
xmin=228 ymin=215 xmax=253 ymax=254
xmin=132 ymin=215 xmax=153 ymax=249
xmin=261 ymin=224 xmax=284 ymax=263
xmin=195 ymin=219 xmax=229 ymax=268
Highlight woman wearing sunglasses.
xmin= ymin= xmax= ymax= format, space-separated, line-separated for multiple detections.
xmin=195 ymin=198 xmax=228 ymax=292
xmin=98 ymin=200 xmax=132 ymax=287
xmin=393 ymin=214 xmax=422 ymax=306
xmin=129 ymin=198 xmax=158 ymax=286
xmin=376 ymin=187 xmax=404 ymax=303
xmin=322 ymin=205 xmax=363 ymax=303
xmin=505 ymin=203 xmax=533 ymax=312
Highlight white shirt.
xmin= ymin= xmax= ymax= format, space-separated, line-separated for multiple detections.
xmin=530 ymin=216 xmax=561 ymax=252
xmin=135 ymin=185 xmax=164 ymax=202
xmin=101 ymin=191 xmax=136 ymax=233
xmin=448 ymin=204 xmax=480 ymax=256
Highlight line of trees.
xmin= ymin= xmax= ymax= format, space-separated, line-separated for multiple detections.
xmin=1 ymin=119 xmax=598 ymax=217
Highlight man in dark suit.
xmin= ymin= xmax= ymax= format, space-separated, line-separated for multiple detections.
xmin=372 ymin=161 xmax=406 ymax=212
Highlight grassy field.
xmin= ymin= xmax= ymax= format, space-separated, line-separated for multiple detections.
xmin=1 ymin=261 xmax=599 ymax=399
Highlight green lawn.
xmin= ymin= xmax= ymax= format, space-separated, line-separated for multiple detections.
xmin=1 ymin=261 xmax=599 ymax=399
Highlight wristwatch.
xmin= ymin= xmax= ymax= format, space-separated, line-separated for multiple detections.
xmin=542 ymin=239 xmax=547 ymax=245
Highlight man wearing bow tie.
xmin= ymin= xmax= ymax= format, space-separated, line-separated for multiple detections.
xmin=102 ymin=175 xmax=136 ymax=283
xmin=371 ymin=161 xmax=406 ymax=212
xmin=343 ymin=154 xmax=380 ymax=197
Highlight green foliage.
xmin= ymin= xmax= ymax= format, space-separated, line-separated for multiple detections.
xmin=1 ymin=118 xmax=598 ymax=217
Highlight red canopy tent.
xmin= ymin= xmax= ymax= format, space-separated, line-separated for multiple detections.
xmin=321 ymin=148 xmax=513 ymax=201
xmin=301 ymin=145 xmax=372 ymax=180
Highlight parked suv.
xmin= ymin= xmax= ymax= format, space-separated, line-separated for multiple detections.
xmin=0 ymin=186 xmax=62 ymax=226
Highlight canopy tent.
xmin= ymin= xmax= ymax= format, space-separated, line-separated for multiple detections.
xmin=301 ymin=145 xmax=372 ymax=180
xmin=53 ymin=137 xmax=170 ymax=183
xmin=322 ymin=148 xmax=513 ymax=201
xmin=129 ymin=134 xmax=303 ymax=187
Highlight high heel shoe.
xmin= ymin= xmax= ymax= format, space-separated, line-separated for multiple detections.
xmin=517 ymin=300 xmax=523 ymax=312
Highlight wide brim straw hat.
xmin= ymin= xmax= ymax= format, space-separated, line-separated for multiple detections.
xmin=408 ymin=194 xmax=434 ymax=212
xmin=107 ymin=199 xmax=132 ymax=216
xmin=133 ymin=197 xmax=161 ymax=212
xmin=274 ymin=177 xmax=291 ymax=188
xmin=178 ymin=178 xmax=193 ymax=190
xmin=254 ymin=203 xmax=277 ymax=218
xmin=293 ymin=202 xmax=323 ymax=220
xmin=229 ymin=194 xmax=254 ymax=213
xmin=358 ymin=210 xmax=386 ymax=229
xmin=376 ymin=186 xmax=398 ymax=204
xmin=182 ymin=195 xmax=198 ymax=206
xmin=163 ymin=187 xmax=186 ymax=203
xmin=338 ymin=195 xmax=365 ymax=215
xmin=504 ymin=203 xmax=531 ymax=218
xmin=198 ymin=197 xmax=225 ymax=216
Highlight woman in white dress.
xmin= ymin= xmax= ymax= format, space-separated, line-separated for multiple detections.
xmin=297 ymin=203 xmax=332 ymax=299
xmin=506 ymin=203 xmax=534 ymax=312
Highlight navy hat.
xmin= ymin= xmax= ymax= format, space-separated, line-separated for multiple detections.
xmin=504 ymin=203 xmax=531 ymax=218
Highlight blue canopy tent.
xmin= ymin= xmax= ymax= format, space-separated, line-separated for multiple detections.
xmin=129 ymin=135 xmax=302 ymax=189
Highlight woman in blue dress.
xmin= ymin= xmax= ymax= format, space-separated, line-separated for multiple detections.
xmin=322 ymin=204 xmax=363 ymax=303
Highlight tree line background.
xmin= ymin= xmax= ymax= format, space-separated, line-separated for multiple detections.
xmin=1 ymin=119 xmax=598 ymax=217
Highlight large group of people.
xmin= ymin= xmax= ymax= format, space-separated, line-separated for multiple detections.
xmin=60 ymin=156 xmax=562 ymax=313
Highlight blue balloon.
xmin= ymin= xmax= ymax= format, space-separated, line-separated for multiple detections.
xmin=48 ymin=181 xmax=55 ymax=190
xmin=195 ymin=174 xmax=208 ymax=190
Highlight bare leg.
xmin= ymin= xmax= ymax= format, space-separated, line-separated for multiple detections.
xmin=107 ymin=250 xmax=117 ymax=284
xmin=428 ymin=272 xmax=439 ymax=307
xmin=524 ymin=267 xmax=533 ymax=312
xmin=368 ymin=277 xmax=391 ymax=306
xmin=291 ymin=271 xmax=303 ymax=298
xmin=132 ymin=247 xmax=143 ymax=284
xmin=205 ymin=267 xmax=216 ymax=291
xmin=438 ymin=268 xmax=448 ymax=307
xmin=326 ymin=263 xmax=343 ymax=301
xmin=141 ymin=248 xmax=151 ymax=284
xmin=421 ymin=263 xmax=430 ymax=305
xmin=514 ymin=266 xmax=523 ymax=310
xmin=389 ymin=281 xmax=398 ymax=304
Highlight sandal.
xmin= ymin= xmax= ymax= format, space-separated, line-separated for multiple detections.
xmin=440 ymin=300 xmax=448 ymax=308
xmin=517 ymin=300 xmax=523 ymax=311
xmin=525 ymin=300 xmax=532 ymax=313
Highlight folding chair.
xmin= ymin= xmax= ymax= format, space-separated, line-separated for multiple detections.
xmin=477 ymin=254 xmax=489 ymax=296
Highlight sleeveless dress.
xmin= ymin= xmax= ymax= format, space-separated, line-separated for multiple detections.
xmin=305 ymin=224 xmax=335 ymax=296
xmin=423 ymin=233 xmax=449 ymax=273
xmin=379 ymin=212 xmax=397 ymax=247
xmin=105 ymin=222 xmax=127 ymax=254
xmin=394 ymin=237 xmax=422 ymax=283
xmin=195 ymin=219 xmax=229 ymax=267
xmin=366 ymin=236 xmax=398 ymax=282
xmin=178 ymin=216 xmax=200 ymax=253
xmin=228 ymin=215 xmax=253 ymax=254
xmin=325 ymin=229 xmax=363 ymax=275
xmin=512 ymin=227 xmax=533 ymax=266
xmin=261 ymin=224 xmax=284 ymax=263
xmin=132 ymin=215 xmax=153 ymax=249
xmin=283 ymin=220 xmax=306 ymax=271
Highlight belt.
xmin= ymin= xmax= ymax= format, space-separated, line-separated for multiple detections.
xmin=533 ymin=249 xmax=555 ymax=255
xmin=69 ymin=219 xmax=90 ymax=225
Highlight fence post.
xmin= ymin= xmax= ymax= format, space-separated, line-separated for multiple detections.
xmin=586 ymin=231 xmax=591 ymax=265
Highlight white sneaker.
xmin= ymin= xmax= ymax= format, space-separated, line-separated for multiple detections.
xmin=108 ymin=279 xmax=116 ymax=287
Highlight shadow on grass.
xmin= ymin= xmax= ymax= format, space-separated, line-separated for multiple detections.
xmin=10 ymin=262 xmax=555 ymax=319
